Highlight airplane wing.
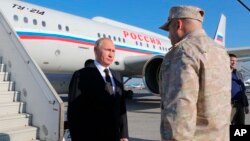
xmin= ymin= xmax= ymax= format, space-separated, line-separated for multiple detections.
xmin=227 ymin=47 xmax=250 ymax=58
xmin=227 ymin=47 xmax=250 ymax=62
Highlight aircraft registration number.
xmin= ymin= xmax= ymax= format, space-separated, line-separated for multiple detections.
xmin=12 ymin=3 xmax=45 ymax=15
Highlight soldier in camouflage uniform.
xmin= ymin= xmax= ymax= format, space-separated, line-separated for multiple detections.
xmin=159 ymin=5 xmax=231 ymax=141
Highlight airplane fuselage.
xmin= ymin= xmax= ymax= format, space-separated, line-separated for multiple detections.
xmin=0 ymin=0 xmax=171 ymax=93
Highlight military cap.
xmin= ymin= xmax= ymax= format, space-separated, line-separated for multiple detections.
xmin=160 ymin=5 xmax=204 ymax=31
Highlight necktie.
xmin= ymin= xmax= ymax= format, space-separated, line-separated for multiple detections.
xmin=104 ymin=68 xmax=112 ymax=86
xmin=104 ymin=68 xmax=113 ymax=94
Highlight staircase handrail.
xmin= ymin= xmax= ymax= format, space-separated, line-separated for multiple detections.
xmin=0 ymin=10 xmax=64 ymax=141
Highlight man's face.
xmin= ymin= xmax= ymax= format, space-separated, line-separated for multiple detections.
xmin=95 ymin=39 xmax=115 ymax=67
xmin=230 ymin=56 xmax=237 ymax=70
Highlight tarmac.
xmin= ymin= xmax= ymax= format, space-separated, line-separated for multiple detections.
xmin=62 ymin=90 xmax=250 ymax=141
xmin=244 ymin=93 xmax=250 ymax=124
xmin=126 ymin=89 xmax=161 ymax=141
xmin=126 ymin=90 xmax=250 ymax=141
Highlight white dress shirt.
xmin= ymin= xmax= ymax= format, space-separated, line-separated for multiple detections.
xmin=94 ymin=60 xmax=115 ymax=91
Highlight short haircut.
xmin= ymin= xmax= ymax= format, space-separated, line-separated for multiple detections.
xmin=94 ymin=37 xmax=112 ymax=49
xmin=229 ymin=53 xmax=237 ymax=58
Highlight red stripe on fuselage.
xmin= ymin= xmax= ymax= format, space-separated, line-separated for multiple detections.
xmin=19 ymin=35 xmax=151 ymax=55
xmin=19 ymin=35 xmax=95 ymax=46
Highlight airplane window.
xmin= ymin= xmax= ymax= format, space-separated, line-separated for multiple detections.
xmin=113 ymin=36 xmax=116 ymax=41
xmin=123 ymin=38 xmax=126 ymax=43
xmin=42 ymin=21 xmax=46 ymax=27
xmin=23 ymin=17 xmax=28 ymax=23
xmin=58 ymin=24 xmax=62 ymax=30
xmin=108 ymin=35 xmax=111 ymax=39
xmin=153 ymin=45 xmax=155 ymax=49
xmin=97 ymin=33 xmax=101 ymax=38
xmin=118 ymin=37 xmax=121 ymax=42
xmin=103 ymin=34 xmax=106 ymax=38
xmin=135 ymin=41 xmax=138 ymax=46
xmin=140 ymin=42 xmax=142 ymax=46
xmin=66 ymin=26 xmax=69 ymax=32
xmin=33 ymin=19 xmax=37 ymax=25
xmin=147 ymin=44 xmax=149 ymax=48
xmin=13 ymin=15 xmax=18 ymax=22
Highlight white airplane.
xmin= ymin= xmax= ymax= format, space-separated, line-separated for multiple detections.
xmin=0 ymin=0 xmax=249 ymax=95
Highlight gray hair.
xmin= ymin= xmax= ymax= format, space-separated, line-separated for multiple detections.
xmin=94 ymin=37 xmax=112 ymax=49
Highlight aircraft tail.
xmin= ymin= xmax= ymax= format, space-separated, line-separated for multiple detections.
xmin=214 ymin=14 xmax=226 ymax=47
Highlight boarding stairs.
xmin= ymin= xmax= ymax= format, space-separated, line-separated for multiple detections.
xmin=0 ymin=59 xmax=39 ymax=141
xmin=0 ymin=11 xmax=64 ymax=141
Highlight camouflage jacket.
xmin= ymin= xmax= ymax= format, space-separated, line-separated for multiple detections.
xmin=159 ymin=29 xmax=231 ymax=141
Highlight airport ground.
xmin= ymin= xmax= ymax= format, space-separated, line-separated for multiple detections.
xmin=243 ymin=93 xmax=250 ymax=124
xmin=126 ymin=89 xmax=161 ymax=141
xmin=61 ymin=89 xmax=250 ymax=141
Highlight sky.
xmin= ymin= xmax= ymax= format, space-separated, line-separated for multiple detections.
xmin=21 ymin=0 xmax=250 ymax=48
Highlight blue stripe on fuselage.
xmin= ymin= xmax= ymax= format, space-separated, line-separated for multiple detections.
xmin=16 ymin=31 xmax=162 ymax=55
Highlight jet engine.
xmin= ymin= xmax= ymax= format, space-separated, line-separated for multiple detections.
xmin=143 ymin=55 xmax=163 ymax=94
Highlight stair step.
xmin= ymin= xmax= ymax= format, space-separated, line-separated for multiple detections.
xmin=0 ymin=64 xmax=5 ymax=72
xmin=0 ymin=92 xmax=19 ymax=103
xmin=0 ymin=72 xmax=9 ymax=81
xmin=0 ymin=91 xmax=17 ymax=94
xmin=0 ymin=102 xmax=25 ymax=116
xmin=0 ymin=113 xmax=30 ymax=130
xmin=0 ymin=126 xmax=38 ymax=141
xmin=0 ymin=81 xmax=14 ymax=91
xmin=0 ymin=60 xmax=39 ymax=140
